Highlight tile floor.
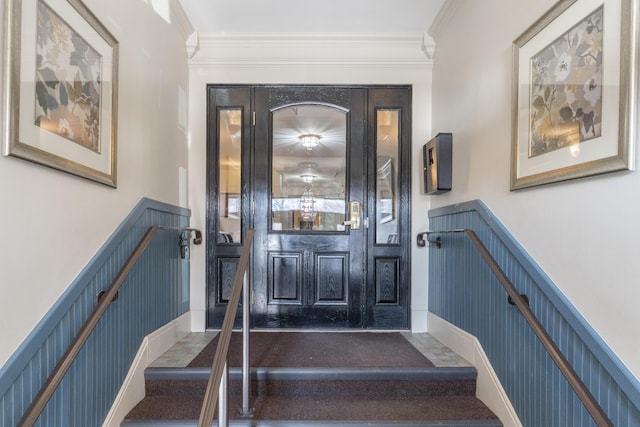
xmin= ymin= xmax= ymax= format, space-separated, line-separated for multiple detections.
xmin=150 ymin=331 xmax=471 ymax=368
xmin=149 ymin=331 xmax=217 ymax=368
xmin=401 ymin=332 xmax=471 ymax=367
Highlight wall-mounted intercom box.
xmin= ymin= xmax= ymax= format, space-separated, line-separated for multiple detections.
xmin=423 ymin=132 xmax=452 ymax=195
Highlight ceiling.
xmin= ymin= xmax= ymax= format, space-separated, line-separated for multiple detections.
xmin=177 ymin=0 xmax=446 ymax=34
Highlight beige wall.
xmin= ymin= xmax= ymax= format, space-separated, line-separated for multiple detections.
xmin=0 ymin=0 xmax=191 ymax=367
xmin=430 ymin=0 xmax=640 ymax=381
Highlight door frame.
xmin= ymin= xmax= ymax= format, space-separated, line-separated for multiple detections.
xmin=205 ymin=84 xmax=412 ymax=330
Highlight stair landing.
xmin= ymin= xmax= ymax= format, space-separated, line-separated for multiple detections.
xmin=148 ymin=331 xmax=472 ymax=369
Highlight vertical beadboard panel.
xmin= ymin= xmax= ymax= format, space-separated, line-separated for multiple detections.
xmin=0 ymin=198 xmax=191 ymax=427
xmin=428 ymin=200 xmax=640 ymax=427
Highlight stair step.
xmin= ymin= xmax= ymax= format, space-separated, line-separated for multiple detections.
xmin=141 ymin=366 xmax=478 ymax=399
xmin=135 ymin=377 xmax=476 ymax=401
xmin=123 ymin=392 xmax=500 ymax=425
xmin=145 ymin=366 xmax=479 ymax=381
xmin=123 ymin=366 xmax=500 ymax=426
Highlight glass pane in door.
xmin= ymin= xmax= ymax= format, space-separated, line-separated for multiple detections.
xmin=218 ymin=109 xmax=242 ymax=243
xmin=376 ymin=109 xmax=399 ymax=244
xmin=271 ymin=105 xmax=347 ymax=231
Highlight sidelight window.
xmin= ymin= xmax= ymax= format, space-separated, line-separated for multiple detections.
xmin=375 ymin=109 xmax=400 ymax=244
xmin=218 ymin=108 xmax=242 ymax=243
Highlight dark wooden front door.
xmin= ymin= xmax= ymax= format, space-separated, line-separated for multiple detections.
xmin=252 ymin=86 xmax=366 ymax=328
xmin=206 ymin=85 xmax=411 ymax=329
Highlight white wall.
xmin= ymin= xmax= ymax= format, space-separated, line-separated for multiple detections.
xmin=429 ymin=0 xmax=640 ymax=381
xmin=0 ymin=0 xmax=192 ymax=368
xmin=187 ymin=33 xmax=435 ymax=332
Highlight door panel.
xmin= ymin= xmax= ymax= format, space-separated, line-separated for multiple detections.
xmin=269 ymin=252 xmax=303 ymax=303
xmin=315 ymin=253 xmax=349 ymax=304
xmin=375 ymin=257 xmax=400 ymax=304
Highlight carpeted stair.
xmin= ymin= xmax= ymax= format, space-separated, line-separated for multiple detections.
xmin=122 ymin=332 xmax=502 ymax=427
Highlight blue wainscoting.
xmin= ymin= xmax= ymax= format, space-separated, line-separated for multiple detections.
xmin=428 ymin=200 xmax=640 ymax=427
xmin=0 ymin=198 xmax=192 ymax=427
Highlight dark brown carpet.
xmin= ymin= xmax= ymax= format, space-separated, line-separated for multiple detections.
xmin=188 ymin=332 xmax=434 ymax=368
xmin=126 ymin=379 xmax=496 ymax=421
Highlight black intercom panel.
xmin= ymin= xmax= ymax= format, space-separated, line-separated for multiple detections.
xmin=423 ymin=132 xmax=452 ymax=195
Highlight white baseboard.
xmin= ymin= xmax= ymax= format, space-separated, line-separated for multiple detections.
xmin=102 ymin=312 xmax=191 ymax=427
xmin=427 ymin=312 xmax=522 ymax=427
xmin=411 ymin=309 xmax=428 ymax=333
xmin=191 ymin=309 xmax=206 ymax=332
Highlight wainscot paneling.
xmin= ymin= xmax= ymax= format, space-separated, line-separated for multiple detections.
xmin=0 ymin=198 xmax=191 ymax=427
xmin=428 ymin=200 xmax=640 ymax=427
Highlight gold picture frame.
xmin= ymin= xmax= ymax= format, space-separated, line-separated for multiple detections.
xmin=511 ymin=0 xmax=637 ymax=190
xmin=3 ymin=0 xmax=119 ymax=186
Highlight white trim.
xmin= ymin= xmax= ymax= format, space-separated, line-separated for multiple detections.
xmin=428 ymin=0 xmax=463 ymax=41
xmin=411 ymin=309 xmax=428 ymax=333
xmin=188 ymin=32 xmax=433 ymax=68
xmin=427 ymin=312 xmax=522 ymax=427
xmin=102 ymin=312 xmax=191 ymax=427
xmin=186 ymin=31 xmax=199 ymax=59
xmin=191 ymin=308 xmax=206 ymax=332
xmin=170 ymin=0 xmax=195 ymax=42
xmin=422 ymin=32 xmax=436 ymax=60
xmin=187 ymin=35 xmax=435 ymax=338
xmin=197 ymin=31 xmax=428 ymax=44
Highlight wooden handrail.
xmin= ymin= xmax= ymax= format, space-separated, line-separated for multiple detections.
xmin=17 ymin=225 xmax=202 ymax=427
xmin=418 ymin=229 xmax=614 ymax=427
xmin=198 ymin=228 xmax=255 ymax=427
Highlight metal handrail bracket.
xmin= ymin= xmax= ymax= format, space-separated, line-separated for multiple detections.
xmin=17 ymin=225 xmax=202 ymax=427
xmin=198 ymin=229 xmax=255 ymax=427
xmin=419 ymin=228 xmax=613 ymax=427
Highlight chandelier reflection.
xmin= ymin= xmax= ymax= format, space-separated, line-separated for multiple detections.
xmin=300 ymin=187 xmax=316 ymax=221
xmin=299 ymin=134 xmax=321 ymax=151
xmin=300 ymin=174 xmax=315 ymax=183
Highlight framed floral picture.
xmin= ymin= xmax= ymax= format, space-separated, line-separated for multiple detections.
xmin=511 ymin=0 xmax=637 ymax=190
xmin=3 ymin=0 xmax=119 ymax=186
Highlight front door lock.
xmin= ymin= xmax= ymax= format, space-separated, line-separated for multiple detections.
xmin=342 ymin=200 xmax=361 ymax=230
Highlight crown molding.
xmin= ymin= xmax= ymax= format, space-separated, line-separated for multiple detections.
xmin=170 ymin=0 xmax=195 ymax=42
xmin=197 ymin=32 xmax=424 ymax=43
xmin=188 ymin=32 xmax=434 ymax=68
xmin=422 ymin=32 xmax=436 ymax=60
xmin=185 ymin=31 xmax=199 ymax=59
xmin=428 ymin=0 xmax=463 ymax=42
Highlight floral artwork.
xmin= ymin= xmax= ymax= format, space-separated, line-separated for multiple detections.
xmin=35 ymin=0 xmax=102 ymax=152
xmin=529 ymin=6 xmax=603 ymax=158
